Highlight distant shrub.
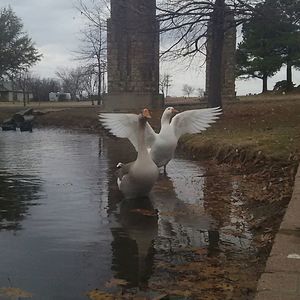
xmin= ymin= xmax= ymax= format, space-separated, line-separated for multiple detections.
xmin=273 ymin=80 xmax=295 ymax=93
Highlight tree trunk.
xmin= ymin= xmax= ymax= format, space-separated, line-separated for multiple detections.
xmin=22 ymin=84 xmax=27 ymax=107
xmin=286 ymin=60 xmax=293 ymax=91
xmin=207 ymin=0 xmax=225 ymax=108
xmin=97 ymin=62 xmax=102 ymax=105
xmin=23 ymin=92 xmax=26 ymax=107
xmin=262 ymin=74 xmax=268 ymax=93
xmin=287 ymin=62 xmax=292 ymax=83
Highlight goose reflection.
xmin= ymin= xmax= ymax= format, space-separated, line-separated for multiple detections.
xmin=103 ymin=136 xmax=158 ymax=288
xmin=110 ymin=196 xmax=158 ymax=289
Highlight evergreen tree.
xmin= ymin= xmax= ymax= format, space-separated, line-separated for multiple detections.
xmin=236 ymin=0 xmax=300 ymax=92
xmin=0 ymin=6 xmax=41 ymax=79
xmin=275 ymin=0 xmax=300 ymax=89
xmin=236 ymin=2 xmax=283 ymax=92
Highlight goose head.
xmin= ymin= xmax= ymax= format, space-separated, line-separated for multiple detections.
xmin=161 ymin=107 xmax=178 ymax=124
xmin=139 ymin=108 xmax=152 ymax=122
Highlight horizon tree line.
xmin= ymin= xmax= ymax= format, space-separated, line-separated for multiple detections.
xmin=2 ymin=1 xmax=300 ymax=105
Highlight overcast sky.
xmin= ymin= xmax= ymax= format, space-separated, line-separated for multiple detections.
xmin=2 ymin=0 xmax=300 ymax=96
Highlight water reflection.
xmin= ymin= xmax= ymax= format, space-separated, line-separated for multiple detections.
xmin=103 ymin=137 xmax=156 ymax=288
xmin=111 ymin=197 xmax=158 ymax=289
xmin=0 ymin=130 xmax=112 ymax=300
xmin=151 ymin=159 xmax=213 ymax=255
xmin=103 ymin=135 xmax=225 ymax=287
xmin=202 ymin=164 xmax=253 ymax=253
xmin=0 ymin=130 xmax=254 ymax=299
xmin=103 ymin=133 xmax=217 ymax=288
xmin=202 ymin=164 xmax=232 ymax=254
xmin=0 ymin=132 xmax=43 ymax=231
xmin=0 ymin=171 xmax=41 ymax=231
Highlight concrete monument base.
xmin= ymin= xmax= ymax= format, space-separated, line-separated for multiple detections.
xmin=102 ymin=93 xmax=164 ymax=112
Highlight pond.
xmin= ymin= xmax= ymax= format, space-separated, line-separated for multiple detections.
xmin=0 ymin=129 xmax=259 ymax=299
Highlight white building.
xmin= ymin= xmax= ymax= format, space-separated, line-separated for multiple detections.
xmin=49 ymin=92 xmax=71 ymax=101
xmin=0 ymin=81 xmax=33 ymax=102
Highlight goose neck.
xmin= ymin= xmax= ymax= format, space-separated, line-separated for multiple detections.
xmin=137 ymin=119 xmax=148 ymax=158
xmin=161 ymin=113 xmax=171 ymax=127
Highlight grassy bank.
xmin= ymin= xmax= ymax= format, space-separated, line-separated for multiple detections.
xmin=179 ymin=98 xmax=300 ymax=166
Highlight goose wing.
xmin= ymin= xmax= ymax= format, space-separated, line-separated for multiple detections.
xmin=99 ymin=113 xmax=156 ymax=151
xmin=170 ymin=107 xmax=222 ymax=139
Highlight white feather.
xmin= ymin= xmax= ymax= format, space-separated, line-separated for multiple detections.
xmin=99 ymin=113 xmax=156 ymax=151
xmin=99 ymin=107 xmax=222 ymax=167
xmin=170 ymin=107 xmax=222 ymax=139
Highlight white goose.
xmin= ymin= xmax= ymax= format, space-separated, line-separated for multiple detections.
xmin=115 ymin=108 xmax=159 ymax=199
xmin=100 ymin=106 xmax=222 ymax=172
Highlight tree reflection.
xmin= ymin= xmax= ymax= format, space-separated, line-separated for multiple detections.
xmin=151 ymin=161 xmax=213 ymax=252
xmin=0 ymin=171 xmax=41 ymax=231
xmin=202 ymin=163 xmax=233 ymax=254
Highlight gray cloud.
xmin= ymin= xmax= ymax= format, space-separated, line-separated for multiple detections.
xmin=2 ymin=0 xmax=299 ymax=95
xmin=2 ymin=0 xmax=83 ymax=78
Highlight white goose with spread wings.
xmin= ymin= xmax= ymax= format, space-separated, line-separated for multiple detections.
xmin=99 ymin=106 xmax=222 ymax=171
xmin=115 ymin=109 xmax=159 ymax=199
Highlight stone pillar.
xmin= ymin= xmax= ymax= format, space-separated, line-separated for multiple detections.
xmin=104 ymin=0 xmax=161 ymax=111
xmin=205 ymin=8 xmax=236 ymax=102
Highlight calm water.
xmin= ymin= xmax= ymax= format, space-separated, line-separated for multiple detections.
xmin=0 ymin=129 xmax=253 ymax=299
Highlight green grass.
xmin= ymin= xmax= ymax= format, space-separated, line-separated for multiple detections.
xmin=178 ymin=99 xmax=300 ymax=164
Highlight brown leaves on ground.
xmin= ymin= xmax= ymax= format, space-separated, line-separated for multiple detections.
xmin=87 ymin=289 xmax=114 ymax=300
xmin=105 ymin=278 xmax=128 ymax=288
xmin=149 ymin=257 xmax=257 ymax=300
xmin=150 ymin=267 xmax=232 ymax=299
xmin=147 ymin=161 xmax=296 ymax=300
xmin=0 ymin=287 xmax=32 ymax=299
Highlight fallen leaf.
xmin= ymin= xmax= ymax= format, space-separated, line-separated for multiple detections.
xmin=87 ymin=289 xmax=114 ymax=300
xmin=105 ymin=278 xmax=128 ymax=288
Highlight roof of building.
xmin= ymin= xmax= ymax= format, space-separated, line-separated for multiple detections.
xmin=0 ymin=81 xmax=13 ymax=91
xmin=0 ymin=81 xmax=31 ymax=93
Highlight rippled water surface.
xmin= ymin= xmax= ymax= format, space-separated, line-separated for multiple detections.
xmin=0 ymin=129 xmax=253 ymax=299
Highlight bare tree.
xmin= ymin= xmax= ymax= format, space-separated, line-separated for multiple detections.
xmin=27 ymin=76 xmax=61 ymax=103
xmin=197 ymin=87 xmax=205 ymax=97
xmin=157 ymin=0 xmax=260 ymax=107
xmin=56 ymin=67 xmax=84 ymax=100
xmin=160 ymin=73 xmax=172 ymax=97
xmin=80 ymin=65 xmax=99 ymax=105
xmin=75 ymin=0 xmax=109 ymax=105
xmin=14 ymin=71 xmax=32 ymax=107
xmin=182 ymin=84 xmax=195 ymax=97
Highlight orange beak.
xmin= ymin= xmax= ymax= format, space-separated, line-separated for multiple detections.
xmin=172 ymin=108 xmax=179 ymax=114
xmin=142 ymin=108 xmax=151 ymax=119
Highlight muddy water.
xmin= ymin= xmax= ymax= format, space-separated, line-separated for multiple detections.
xmin=0 ymin=129 xmax=256 ymax=299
